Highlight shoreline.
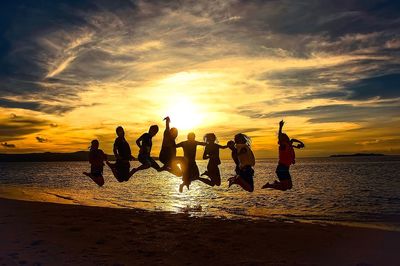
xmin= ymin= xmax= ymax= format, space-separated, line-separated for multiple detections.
xmin=1 ymin=197 xmax=400 ymax=265
xmin=0 ymin=185 xmax=399 ymax=233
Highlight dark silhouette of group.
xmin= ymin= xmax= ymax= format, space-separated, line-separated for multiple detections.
xmin=84 ymin=117 xmax=304 ymax=193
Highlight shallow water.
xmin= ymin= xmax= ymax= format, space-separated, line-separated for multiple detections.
xmin=1 ymin=157 xmax=400 ymax=230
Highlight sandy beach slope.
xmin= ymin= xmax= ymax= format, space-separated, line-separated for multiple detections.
xmin=1 ymin=198 xmax=399 ymax=266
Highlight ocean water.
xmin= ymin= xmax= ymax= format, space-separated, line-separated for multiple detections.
xmin=1 ymin=157 xmax=400 ymax=230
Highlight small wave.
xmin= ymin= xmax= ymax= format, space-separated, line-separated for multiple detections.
xmin=46 ymin=192 xmax=75 ymax=201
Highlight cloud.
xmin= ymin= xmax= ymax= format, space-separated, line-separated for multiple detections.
xmin=36 ymin=136 xmax=48 ymax=143
xmin=1 ymin=142 xmax=16 ymax=148
xmin=0 ymin=98 xmax=74 ymax=114
xmin=251 ymin=103 xmax=400 ymax=123
xmin=0 ymin=115 xmax=49 ymax=142
xmin=0 ymin=0 xmax=399 ymax=155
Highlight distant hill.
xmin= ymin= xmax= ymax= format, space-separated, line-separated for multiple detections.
xmin=0 ymin=151 xmax=117 ymax=162
xmin=330 ymin=153 xmax=385 ymax=157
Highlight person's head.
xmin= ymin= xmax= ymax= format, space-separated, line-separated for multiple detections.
xmin=149 ymin=125 xmax=159 ymax=136
xmin=170 ymin=127 xmax=178 ymax=139
xmin=204 ymin=133 xmax=217 ymax=144
xmin=90 ymin=139 xmax=99 ymax=150
xmin=227 ymin=140 xmax=235 ymax=150
xmin=187 ymin=132 xmax=195 ymax=141
xmin=116 ymin=126 xmax=125 ymax=138
xmin=234 ymin=133 xmax=251 ymax=145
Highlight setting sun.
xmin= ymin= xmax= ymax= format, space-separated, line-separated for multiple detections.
xmin=163 ymin=97 xmax=204 ymax=131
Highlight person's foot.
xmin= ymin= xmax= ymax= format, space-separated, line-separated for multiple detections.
xmin=83 ymin=172 xmax=91 ymax=177
xmin=179 ymin=184 xmax=184 ymax=193
xmin=261 ymin=182 xmax=272 ymax=189
xmin=228 ymin=176 xmax=237 ymax=188
xmin=128 ymin=168 xmax=137 ymax=179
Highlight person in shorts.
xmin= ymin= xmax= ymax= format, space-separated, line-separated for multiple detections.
xmin=262 ymin=120 xmax=304 ymax=191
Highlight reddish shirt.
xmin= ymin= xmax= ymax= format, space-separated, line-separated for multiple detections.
xmin=278 ymin=141 xmax=295 ymax=167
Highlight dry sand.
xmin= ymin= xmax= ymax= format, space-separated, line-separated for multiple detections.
xmin=0 ymin=198 xmax=399 ymax=266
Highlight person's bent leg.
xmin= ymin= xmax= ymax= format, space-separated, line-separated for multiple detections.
xmin=234 ymin=176 xmax=254 ymax=192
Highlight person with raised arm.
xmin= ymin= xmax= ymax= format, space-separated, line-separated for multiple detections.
xmin=262 ymin=120 xmax=305 ymax=191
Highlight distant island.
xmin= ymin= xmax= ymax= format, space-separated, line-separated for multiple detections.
xmin=0 ymin=151 xmax=116 ymax=162
xmin=330 ymin=153 xmax=385 ymax=157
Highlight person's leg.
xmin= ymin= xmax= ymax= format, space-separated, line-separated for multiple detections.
xmin=88 ymin=173 xmax=105 ymax=187
xmin=262 ymin=180 xmax=290 ymax=190
xmin=149 ymin=157 xmax=162 ymax=171
xmin=234 ymin=176 xmax=254 ymax=192
xmin=212 ymin=166 xmax=221 ymax=186
xmin=129 ymin=155 xmax=151 ymax=177
xmin=231 ymin=166 xmax=254 ymax=192
xmin=106 ymin=161 xmax=120 ymax=179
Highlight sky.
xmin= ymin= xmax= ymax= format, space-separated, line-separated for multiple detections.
xmin=0 ymin=0 xmax=399 ymax=158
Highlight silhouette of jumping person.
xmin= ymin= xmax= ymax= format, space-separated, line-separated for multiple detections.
xmin=227 ymin=140 xmax=240 ymax=176
xmin=175 ymin=132 xmax=206 ymax=192
xmin=262 ymin=120 xmax=304 ymax=191
xmin=228 ymin=133 xmax=255 ymax=192
xmin=83 ymin=139 xmax=106 ymax=186
xmin=107 ymin=126 xmax=135 ymax=182
xmin=159 ymin=116 xmax=181 ymax=175
xmin=198 ymin=133 xmax=227 ymax=187
xmin=130 ymin=125 xmax=162 ymax=176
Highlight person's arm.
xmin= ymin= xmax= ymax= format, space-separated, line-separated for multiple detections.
xmin=279 ymin=120 xmax=284 ymax=137
xmin=217 ymin=144 xmax=228 ymax=149
xmin=195 ymin=141 xmax=206 ymax=146
xmin=278 ymin=120 xmax=285 ymax=142
xmin=164 ymin=116 xmax=170 ymax=131
xmin=136 ymin=134 xmax=144 ymax=148
xmin=203 ymin=146 xmax=210 ymax=159
xmin=291 ymin=138 xmax=305 ymax=149
xmin=113 ymin=141 xmax=120 ymax=160
xmin=175 ymin=142 xmax=183 ymax=148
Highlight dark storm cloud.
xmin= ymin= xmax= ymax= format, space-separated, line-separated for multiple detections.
xmin=0 ymin=115 xmax=49 ymax=142
xmin=239 ymin=103 xmax=400 ymax=123
xmin=346 ymin=73 xmax=400 ymax=100
xmin=0 ymin=98 xmax=73 ymax=114
xmin=1 ymin=0 xmax=399 ymax=116
xmin=1 ymin=142 xmax=16 ymax=148
xmin=36 ymin=136 xmax=48 ymax=143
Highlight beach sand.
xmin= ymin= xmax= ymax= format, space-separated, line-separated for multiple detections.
xmin=1 ymin=198 xmax=399 ymax=266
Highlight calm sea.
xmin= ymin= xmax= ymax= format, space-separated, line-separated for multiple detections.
xmin=1 ymin=157 xmax=399 ymax=230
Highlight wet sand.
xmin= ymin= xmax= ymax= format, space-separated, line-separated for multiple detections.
xmin=0 ymin=198 xmax=399 ymax=266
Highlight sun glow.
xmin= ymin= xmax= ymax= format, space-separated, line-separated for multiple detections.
xmin=163 ymin=97 xmax=204 ymax=131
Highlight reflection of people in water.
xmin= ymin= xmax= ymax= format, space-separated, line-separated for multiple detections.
xmin=228 ymin=133 xmax=255 ymax=192
xmin=106 ymin=126 xmax=135 ymax=182
xmin=262 ymin=120 xmax=304 ymax=191
xmin=198 ymin=133 xmax=227 ymax=187
xmin=130 ymin=125 xmax=162 ymax=176
xmin=83 ymin=139 xmax=106 ymax=187
xmin=176 ymin=132 xmax=206 ymax=192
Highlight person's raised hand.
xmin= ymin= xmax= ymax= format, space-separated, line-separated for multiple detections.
xmin=279 ymin=120 xmax=284 ymax=127
xmin=164 ymin=116 xmax=170 ymax=122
